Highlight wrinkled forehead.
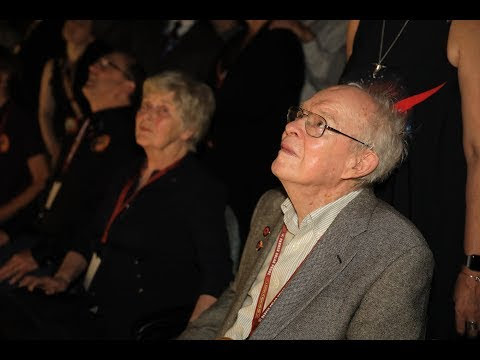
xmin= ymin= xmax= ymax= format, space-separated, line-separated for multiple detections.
xmin=304 ymin=85 xmax=375 ymax=124
xmin=143 ymin=90 xmax=175 ymax=104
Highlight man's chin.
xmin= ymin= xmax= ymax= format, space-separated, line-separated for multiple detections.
xmin=271 ymin=157 xmax=282 ymax=177
xmin=82 ymin=87 xmax=93 ymax=102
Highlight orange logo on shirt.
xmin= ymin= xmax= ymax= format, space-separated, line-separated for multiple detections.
xmin=0 ymin=134 xmax=10 ymax=153
xmin=65 ymin=116 xmax=80 ymax=135
xmin=91 ymin=134 xmax=111 ymax=153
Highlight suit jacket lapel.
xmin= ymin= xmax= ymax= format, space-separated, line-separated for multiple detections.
xmin=250 ymin=189 xmax=378 ymax=339
xmin=220 ymin=191 xmax=286 ymax=334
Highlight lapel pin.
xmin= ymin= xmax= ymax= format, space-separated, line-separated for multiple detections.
xmin=256 ymin=240 xmax=263 ymax=251
xmin=263 ymin=226 xmax=270 ymax=237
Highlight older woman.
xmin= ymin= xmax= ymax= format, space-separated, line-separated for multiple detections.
xmin=8 ymin=71 xmax=233 ymax=340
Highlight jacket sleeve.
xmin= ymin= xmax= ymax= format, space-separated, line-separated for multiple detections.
xmin=176 ymin=280 xmax=237 ymax=340
xmin=347 ymin=244 xmax=434 ymax=339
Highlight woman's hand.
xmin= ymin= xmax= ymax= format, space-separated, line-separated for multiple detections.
xmin=18 ymin=274 xmax=70 ymax=295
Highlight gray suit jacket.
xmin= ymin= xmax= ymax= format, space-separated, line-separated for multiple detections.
xmin=179 ymin=188 xmax=434 ymax=340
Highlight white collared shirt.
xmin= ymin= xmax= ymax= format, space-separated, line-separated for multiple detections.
xmin=166 ymin=20 xmax=195 ymax=38
xmin=224 ymin=189 xmax=363 ymax=340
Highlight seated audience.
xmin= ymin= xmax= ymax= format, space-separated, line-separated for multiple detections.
xmin=0 ymin=71 xmax=232 ymax=340
xmin=0 ymin=50 xmax=144 ymax=284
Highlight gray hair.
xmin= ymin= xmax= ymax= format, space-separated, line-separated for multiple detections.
xmin=347 ymin=81 xmax=408 ymax=185
xmin=143 ymin=71 xmax=215 ymax=151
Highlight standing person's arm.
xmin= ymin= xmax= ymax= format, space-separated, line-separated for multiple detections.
xmin=270 ymin=20 xmax=347 ymax=94
xmin=346 ymin=20 xmax=360 ymax=61
xmin=450 ymin=20 xmax=480 ymax=337
xmin=38 ymin=59 xmax=60 ymax=168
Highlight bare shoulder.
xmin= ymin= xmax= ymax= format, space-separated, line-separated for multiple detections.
xmin=43 ymin=57 xmax=55 ymax=72
xmin=346 ymin=20 xmax=360 ymax=60
xmin=447 ymin=20 xmax=480 ymax=68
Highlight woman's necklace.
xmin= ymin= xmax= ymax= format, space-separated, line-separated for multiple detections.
xmin=372 ymin=20 xmax=410 ymax=79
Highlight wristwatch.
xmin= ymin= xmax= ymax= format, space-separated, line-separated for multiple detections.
xmin=465 ymin=255 xmax=480 ymax=271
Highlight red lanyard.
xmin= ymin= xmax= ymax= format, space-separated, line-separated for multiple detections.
xmin=100 ymin=158 xmax=181 ymax=244
xmin=61 ymin=117 xmax=90 ymax=175
xmin=250 ymin=224 xmax=288 ymax=334
xmin=249 ymin=224 xmax=319 ymax=337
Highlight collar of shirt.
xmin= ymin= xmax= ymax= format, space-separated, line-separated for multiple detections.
xmin=167 ymin=20 xmax=195 ymax=37
xmin=281 ymin=188 xmax=363 ymax=238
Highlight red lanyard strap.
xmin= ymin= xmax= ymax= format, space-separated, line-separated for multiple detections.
xmin=61 ymin=117 xmax=91 ymax=174
xmin=249 ymin=224 xmax=320 ymax=337
xmin=250 ymin=224 xmax=287 ymax=333
xmin=100 ymin=158 xmax=182 ymax=244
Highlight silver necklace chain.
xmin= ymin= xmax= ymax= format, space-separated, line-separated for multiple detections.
xmin=373 ymin=20 xmax=410 ymax=78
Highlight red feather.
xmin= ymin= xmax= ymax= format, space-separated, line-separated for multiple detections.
xmin=394 ymin=82 xmax=446 ymax=113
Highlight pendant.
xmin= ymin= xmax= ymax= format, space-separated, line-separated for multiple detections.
xmin=372 ymin=63 xmax=386 ymax=79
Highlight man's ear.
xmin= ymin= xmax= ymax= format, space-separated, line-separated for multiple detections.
xmin=341 ymin=149 xmax=379 ymax=180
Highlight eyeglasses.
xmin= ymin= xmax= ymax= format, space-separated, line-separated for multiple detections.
xmin=96 ymin=57 xmax=133 ymax=81
xmin=287 ymin=106 xmax=372 ymax=149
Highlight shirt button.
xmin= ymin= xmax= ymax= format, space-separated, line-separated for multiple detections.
xmin=136 ymin=273 xmax=141 ymax=279
xmin=138 ymin=288 xmax=144 ymax=293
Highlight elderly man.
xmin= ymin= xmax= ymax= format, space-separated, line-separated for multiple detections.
xmin=178 ymin=82 xmax=434 ymax=340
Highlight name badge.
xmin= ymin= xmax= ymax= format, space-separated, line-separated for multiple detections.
xmin=44 ymin=181 xmax=63 ymax=210
xmin=83 ymin=252 xmax=102 ymax=291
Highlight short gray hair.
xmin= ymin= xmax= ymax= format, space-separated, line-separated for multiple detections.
xmin=348 ymin=81 xmax=408 ymax=185
xmin=143 ymin=71 xmax=215 ymax=151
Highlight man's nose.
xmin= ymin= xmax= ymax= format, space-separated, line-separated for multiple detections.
xmin=285 ymin=117 xmax=303 ymax=136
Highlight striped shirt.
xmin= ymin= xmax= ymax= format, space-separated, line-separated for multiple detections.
xmin=224 ymin=189 xmax=363 ymax=339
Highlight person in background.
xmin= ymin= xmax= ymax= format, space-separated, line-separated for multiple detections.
xmin=0 ymin=51 xmax=144 ymax=289
xmin=270 ymin=19 xmax=348 ymax=101
xmin=0 ymin=71 xmax=232 ymax=340
xmin=203 ymin=20 xmax=305 ymax=247
xmin=0 ymin=46 xmax=49 ymax=247
xmin=341 ymin=19 xmax=480 ymax=340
